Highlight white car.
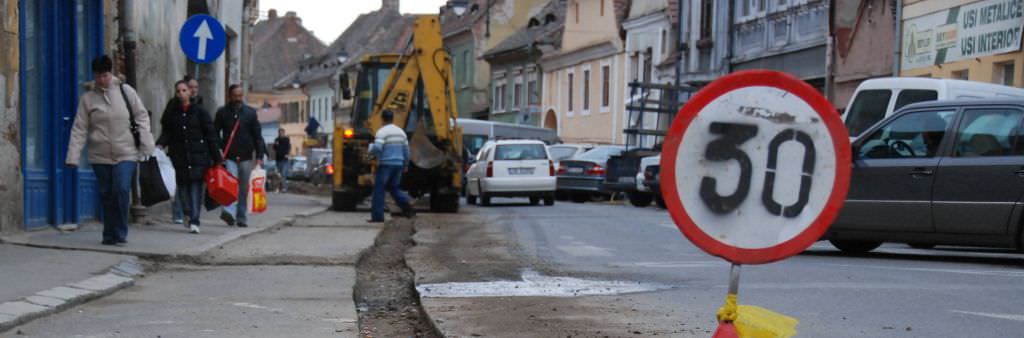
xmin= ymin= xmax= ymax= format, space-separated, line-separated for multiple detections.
xmin=465 ymin=140 xmax=556 ymax=206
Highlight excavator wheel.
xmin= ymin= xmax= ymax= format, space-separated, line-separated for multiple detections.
xmin=332 ymin=190 xmax=359 ymax=212
xmin=430 ymin=191 xmax=460 ymax=213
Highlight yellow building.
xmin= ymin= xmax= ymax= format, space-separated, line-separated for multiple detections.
xmin=900 ymin=0 xmax=1024 ymax=86
xmin=540 ymin=0 xmax=631 ymax=144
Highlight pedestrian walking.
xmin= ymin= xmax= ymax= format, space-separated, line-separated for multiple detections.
xmin=65 ymin=55 xmax=156 ymax=245
xmin=368 ymin=110 xmax=415 ymax=223
xmin=272 ymin=128 xmax=291 ymax=193
xmin=214 ymin=84 xmax=266 ymax=228
xmin=164 ymin=75 xmax=202 ymax=224
xmin=157 ymin=80 xmax=222 ymax=234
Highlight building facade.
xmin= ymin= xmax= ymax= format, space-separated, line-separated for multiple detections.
xmin=9 ymin=0 xmax=254 ymax=231
xmin=899 ymin=0 xmax=1024 ymax=87
xmin=832 ymin=0 xmax=896 ymax=109
xmin=442 ymin=0 xmax=550 ymax=120
xmin=623 ymin=0 xmax=678 ymax=86
xmin=1 ymin=0 xmax=22 ymax=233
xmin=541 ymin=0 xmax=630 ymax=144
xmin=678 ymin=0 xmax=730 ymax=85
xmin=730 ymin=0 xmax=830 ymax=91
xmin=483 ymin=0 xmax=566 ymax=126
xmin=247 ymin=9 xmax=325 ymax=156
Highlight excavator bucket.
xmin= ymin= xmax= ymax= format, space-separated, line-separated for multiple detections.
xmin=409 ymin=122 xmax=447 ymax=169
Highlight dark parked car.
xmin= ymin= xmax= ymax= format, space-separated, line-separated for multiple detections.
xmin=827 ymin=99 xmax=1024 ymax=253
xmin=556 ymin=145 xmax=625 ymax=203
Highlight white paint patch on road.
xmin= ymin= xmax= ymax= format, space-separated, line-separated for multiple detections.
xmin=322 ymin=318 xmax=357 ymax=323
xmin=231 ymin=302 xmax=283 ymax=313
xmin=657 ymin=222 xmax=680 ymax=231
xmin=627 ymin=261 xmax=725 ymax=268
xmin=951 ymin=310 xmax=1024 ymax=322
xmin=557 ymin=243 xmax=613 ymax=257
xmin=819 ymin=263 xmax=1024 ymax=278
xmin=417 ymin=269 xmax=671 ymax=298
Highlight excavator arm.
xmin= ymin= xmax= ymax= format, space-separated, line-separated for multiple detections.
xmin=367 ymin=15 xmax=462 ymax=171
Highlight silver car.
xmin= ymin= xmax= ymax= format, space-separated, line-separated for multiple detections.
xmin=827 ymin=99 xmax=1024 ymax=253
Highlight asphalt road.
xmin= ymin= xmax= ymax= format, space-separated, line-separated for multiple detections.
xmin=413 ymin=197 xmax=1024 ymax=337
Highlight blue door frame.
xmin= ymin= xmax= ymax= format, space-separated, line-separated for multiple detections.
xmin=19 ymin=0 xmax=104 ymax=229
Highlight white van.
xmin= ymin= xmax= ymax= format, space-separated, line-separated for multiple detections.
xmin=843 ymin=77 xmax=1024 ymax=138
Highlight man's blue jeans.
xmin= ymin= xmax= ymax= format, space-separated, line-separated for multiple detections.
xmin=371 ymin=164 xmax=411 ymax=221
xmin=93 ymin=161 xmax=136 ymax=242
xmin=276 ymin=159 xmax=289 ymax=192
xmin=223 ymin=160 xmax=253 ymax=224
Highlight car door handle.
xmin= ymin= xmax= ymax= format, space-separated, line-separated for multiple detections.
xmin=908 ymin=168 xmax=933 ymax=177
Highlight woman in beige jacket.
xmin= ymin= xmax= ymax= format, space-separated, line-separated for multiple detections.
xmin=65 ymin=55 xmax=155 ymax=246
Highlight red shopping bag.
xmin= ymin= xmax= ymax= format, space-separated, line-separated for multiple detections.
xmin=206 ymin=165 xmax=238 ymax=206
xmin=206 ymin=115 xmax=242 ymax=207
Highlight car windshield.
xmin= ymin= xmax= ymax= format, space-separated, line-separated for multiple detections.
xmin=845 ymin=89 xmax=892 ymax=137
xmin=548 ymin=146 xmax=578 ymax=160
xmin=575 ymin=146 xmax=624 ymax=162
xmin=464 ymin=135 xmax=489 ymax=157
xmin=494 ymin=144 xmax=548 ymax=161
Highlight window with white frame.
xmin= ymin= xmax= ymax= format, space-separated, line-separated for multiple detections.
xmin=583 ymin=69 xmax=590 ymax=112
xmin=997 ymin=61 xmax=1016 ymax=86
xmin=527 ymin=78 xmax=538 ymax=105
xmin=513 ymin=76 xmax=523 ymax=109
xmin=601 ymin=65 xmax=610 ymax=108
xmin=700 ymin=0 xmax=713 ymax=39
xmin=462 ymin=50 xmax=471 ymax=84
xmin=567 ymin=71 xmax=575 ymax=113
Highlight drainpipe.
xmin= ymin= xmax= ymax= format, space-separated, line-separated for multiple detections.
xmin=119 ymin=0 xmax=145 ymax=220
xmin=825 ymin=0 xmax=835 ymax=102
xmin=119 ymin=0 xmax=137 ymax=87
xmin=893 ymin=0 xmax=902 ymax=76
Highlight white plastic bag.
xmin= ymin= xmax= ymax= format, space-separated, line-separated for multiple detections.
xmin=248 ymin=165 xmax=267 ymax=214
xmin=154 ymin=148 xmax=176 ymax=198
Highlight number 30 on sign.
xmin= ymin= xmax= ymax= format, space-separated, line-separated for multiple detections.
xmin=660 ymin=70 xmax=851 ymax=265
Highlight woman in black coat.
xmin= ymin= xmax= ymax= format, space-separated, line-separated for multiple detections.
xmin=157 ymin=80 xmax=222 ymax=233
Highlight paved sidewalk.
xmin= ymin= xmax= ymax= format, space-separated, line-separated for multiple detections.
xmin=0 ymin=193 xmax=329 ymax=333
xmin=1 ymin=193 xmax=327 ymax=258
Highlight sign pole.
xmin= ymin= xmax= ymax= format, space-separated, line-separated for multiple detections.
xmin=728 ymin=264 xmax=740 ymax=296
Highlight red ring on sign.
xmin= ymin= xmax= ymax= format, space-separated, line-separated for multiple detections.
xmin=660 ymin=70 xmax=851 ymax=265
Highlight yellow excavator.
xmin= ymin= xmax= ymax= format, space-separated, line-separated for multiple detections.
xmin=331 ymin=15 xmax=462 ymax=212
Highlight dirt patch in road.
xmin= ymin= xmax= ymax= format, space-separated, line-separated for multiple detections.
xmin=354 ymin=218 xmax=441 ymax=338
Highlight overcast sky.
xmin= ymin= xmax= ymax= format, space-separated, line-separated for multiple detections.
xmin=258 ymin=0 xmax=449 ymax=45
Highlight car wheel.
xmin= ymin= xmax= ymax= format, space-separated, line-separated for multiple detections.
xmin=829 ymin=239 xmax=882 ymax=253
xmin=543 ymin=193 xmax=555 ymax=206
xmin=481 ymin=195 xmax=491 ymax=206
xmin=570 ymin=193 xmax=588 ymax=203
xmin=529 ymin=197 xmax=540 ymax=205
xmin=628 ymin=192 xmax=653 ymax=207
xmin=907 ymin=243 xmax=935 ymax=249
xmin=555 ymin=191 xmax=569 ymax=201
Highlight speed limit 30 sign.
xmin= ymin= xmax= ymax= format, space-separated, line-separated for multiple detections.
xmin=661 ymin=70 xmax=851 ymax=264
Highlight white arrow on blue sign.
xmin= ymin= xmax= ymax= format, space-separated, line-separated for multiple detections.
xmin=179 ymin=14 xmax=226 ymax=64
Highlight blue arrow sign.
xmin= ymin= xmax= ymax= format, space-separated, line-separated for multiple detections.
xmin=179 ymin=14 xmax=226 ymax=64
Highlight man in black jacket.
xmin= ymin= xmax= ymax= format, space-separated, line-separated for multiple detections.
xmin=214 ymin=84 xmax=267 ymax=228
xmin=272 ymin=128 xmax=291 ymax=193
